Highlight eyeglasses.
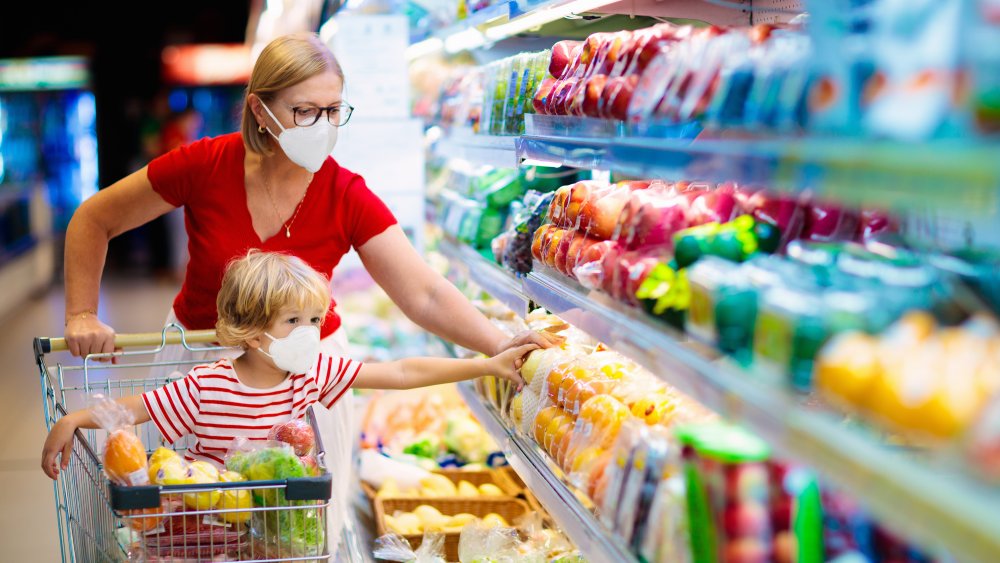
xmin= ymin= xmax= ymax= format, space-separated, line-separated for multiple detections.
xmin=287 ymin=102 xmax=354 ymax=127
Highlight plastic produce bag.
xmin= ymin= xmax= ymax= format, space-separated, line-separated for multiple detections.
xmin=373 ymin=532 xmax=447 ymax=563
xmin=91 ymin=394 xmax=149 ymax=487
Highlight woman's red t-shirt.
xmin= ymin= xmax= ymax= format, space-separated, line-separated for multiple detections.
xmin=146 ymin=132 xmax=397 ymax=338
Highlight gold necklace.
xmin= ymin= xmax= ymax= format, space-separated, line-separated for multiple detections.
xmin=261 ymin=164 xmax=309 ymax=238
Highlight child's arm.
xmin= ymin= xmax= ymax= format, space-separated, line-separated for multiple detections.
xmin=355 ymin=343 xmax=537 ymax=391
xmin=41 ymin=395 xmax=149 ymax=480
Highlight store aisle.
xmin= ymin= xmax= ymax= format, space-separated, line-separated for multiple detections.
xmin=0 ymin=280 xmax=178 ymax=561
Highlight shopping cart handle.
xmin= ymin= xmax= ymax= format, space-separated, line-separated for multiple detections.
xmin=35 ymin=329 xmax=218 ymax=355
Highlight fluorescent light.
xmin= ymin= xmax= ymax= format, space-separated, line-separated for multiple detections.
xmin=520 ymin=158 xmax=565 ymax=168
xmin=485 ymin=0 xmax=611 ymax=40
xmin=406 ymin=37 xmax=444 ymax=60
xmin=444 ymin=28 xmax=487 ymax=53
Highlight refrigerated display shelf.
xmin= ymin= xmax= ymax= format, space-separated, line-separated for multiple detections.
xmin=456 ymin=380 xmax=639 ymax=563
xmin=434 ymin=130 xmax=1000 ymax=215
xmin=438 ymin=237 xmax=1000 ymax=562
xmin=436 ymin=133 xmax=519 ymax=169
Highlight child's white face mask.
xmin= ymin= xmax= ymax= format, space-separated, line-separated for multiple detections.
xmin=259 ymin=325 xmax=320 ymax=374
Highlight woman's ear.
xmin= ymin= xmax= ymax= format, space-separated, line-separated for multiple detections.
xmin=248 ymin=93 xmax=267 ymax=132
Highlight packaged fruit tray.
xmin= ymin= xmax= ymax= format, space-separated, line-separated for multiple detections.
xmin=375 ymin=497 xmax=531 ymax=561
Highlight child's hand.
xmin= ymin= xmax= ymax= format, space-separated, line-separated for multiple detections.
xmin=41 ymin=417 xmax=77 ymax=480
xmin=489 ymin=343 xmax=539 ymax=389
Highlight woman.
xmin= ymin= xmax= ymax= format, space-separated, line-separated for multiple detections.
xmin=61 ymin=32 xmax=554 ymax=548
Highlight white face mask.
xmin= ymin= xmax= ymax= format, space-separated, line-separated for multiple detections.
xmin=261 ymin=102 xmax=338 ymax=173
xmin=258 ymin=325 xmax=321 ymax=374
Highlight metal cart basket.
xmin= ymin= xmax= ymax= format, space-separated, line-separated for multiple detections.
xmin=35 ymin=324 xmax=336 ymax=562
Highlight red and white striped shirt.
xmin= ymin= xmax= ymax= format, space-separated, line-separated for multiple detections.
xmin=142 ymin=353 xmax=360 ymax=467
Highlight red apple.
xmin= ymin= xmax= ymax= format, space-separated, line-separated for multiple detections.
xmin=565 ymin=181 xmax=599 ymax=227
xmin=770 ymin=496 xmax=793 ymax=531
xmin=582 ymin=74 xmax=608 ymax=117
xmin=549 ymin=40 xmax=582 ymax=79
xmin=802 ymin=202 xmax=860 ymax=242
xmin=579 ymin=184 xmax=630 ymax=240
xmin=746 ymin=191 xmax=806 ymax=249
xmin=532 ymin=225 xmax=555 ymax=262
xmin=600 ymin=243 xmax=627 ymax=296
xmin=268 ymin=419 xmax=315 ymax=456
xmin=690 ymin=184 xmax=739 ymax=225
xmin=623 ymin=193 xmax=694 ymax=250
xmin=723 ymin=502 xmax=771 ymax=538
xmin=544 ymin=229 xmax=569 ymax=268
xmin=533 ymin=77 xmax=557 ymax=115
xmin=554 ymin=232 xmax=581 ymax=276
xmin=550 ymin=78 xmax=578 ymax=115
xmin=857 ymin=208 xmax=897 ymax=241
xmin=565 ymin=235 xmax=594 ymax=277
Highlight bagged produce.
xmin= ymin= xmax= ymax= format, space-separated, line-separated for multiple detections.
xmin=373 ymin=532 xmax=447 ymax=563
xmin=91 ymin=395 xmax=149 ymax=487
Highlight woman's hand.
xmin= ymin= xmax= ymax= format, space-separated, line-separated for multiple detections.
xmin=41 ymin=417 xmax=79 ymax=480
xmin=493 ymin=330 xmax=564 ymax=357
xmin=65 ymin=315 xmax=117 ymax=360
xmin=488 ymin=343 xmax=539 ymax=389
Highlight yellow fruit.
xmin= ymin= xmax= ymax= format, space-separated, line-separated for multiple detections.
xmin=478 ymin=483 xmax=504 ymax=496
xmin=482 ymin=513 xmax=509 ymax=528
xmin=457 ymin=480 xmax=480 ymax=497
xmin=218 ymin=487 xmax=252 ymax=524
xmin=219 ymin=470 xmax=245 ymax=483
xmin=815 ymin=333 xmax=881 ymax=409
xmin=447 ymin=513 xmax=477 ymax=528
xmin=413 ymin=505 xmax=447 ymax=531
xmin=181 ymin=461 xmax=221 ymax=510
xmin=148 ymin=447 xmax=180 ymax=467
xmin=630 ymin=394 xmax=677 ymax=426
xmin=571 ymin=446 xmax=605 ymax=475
xmin=510 ymin=394 xmax=524 ymax=428
xmin=148 ymin=456 xmax=188 ymax=485
xmin=391 ymin=512 xmax=422 ymax=535
xmin=420 ymin=474 xmax=457 ymax=496
xmin=521 ymin=350 xmax=546 ymax=384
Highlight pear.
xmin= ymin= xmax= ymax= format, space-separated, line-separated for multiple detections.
xmin=456 ymin=480 xmax=480 ymax=497
xmin=478 ymin=483 xmax=504 ymax=496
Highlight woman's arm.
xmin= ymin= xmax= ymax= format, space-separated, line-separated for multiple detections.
xmin=354 ymin=344 xmax=536 ymax=390
xmin=357 ymin=227 xmax=559 ymax=356
xmin=64 ymin=167 xmax=177 ymax=357
xmin=41 ymin=395 xmax=150 ymax=479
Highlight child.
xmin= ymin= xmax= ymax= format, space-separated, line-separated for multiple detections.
xmin=42 ymin=250 xmax=535 ymax=477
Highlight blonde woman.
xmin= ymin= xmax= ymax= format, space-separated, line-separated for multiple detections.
xmin=60 ymin=33 xmax=556 ymax=547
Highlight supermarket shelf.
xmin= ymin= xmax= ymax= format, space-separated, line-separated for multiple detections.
xmin=517 ymin=134 xmax=1000 ymax=214
xmin=456 ymin=380 xmax=639 ymax=563
xmin=409 ymin=0 xmax=802 ymax=57
xmin=435 ymin=133 xmax=520 ymax=169
xmin=440 ymin=237 xmax=530 ymax=317
xmin=439 ymin=239 xmax=1000 ymax=562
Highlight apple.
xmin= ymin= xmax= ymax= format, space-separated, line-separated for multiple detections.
xmin=746 ymin=191 xmax=806 ymax=249
xmin=802 ymin=201 xmax=860 ymax=242
xmin=582 ymin=74 xmax=609 ymax=117
xmin=723 ymin=502 xmax=771 ymax=538
xmin=690 ymin=184 xmax=739 ymax=225
xmin=531 ymin=225 xmax=554 ymax=262
xmin=268 ymin=419 xmax=315 ymax=456
xmin=551 ymin=78 xmax=579 ymax=115
xmin=858 ymin=208 xmax=897 ymax=241
xmin=564 ymin=235 xmax=593 ymax=278
xmin=533 ymin=77 xmax=557 ymax=114
xmin=549 ymin=40 xmax=582 ymax=79
xmin=579 ymin=185 xmax=629 ymax=240
xmin=554 ymin=231 xmax=578 ymax=276
xmin=770 ymin=496 xmax=793 ymax=531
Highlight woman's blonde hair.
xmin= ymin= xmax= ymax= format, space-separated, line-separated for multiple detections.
xmin=242 ymin=32 xmax=344 ymax=155
xmin=216 ymin=250 xmax=331 ymax=348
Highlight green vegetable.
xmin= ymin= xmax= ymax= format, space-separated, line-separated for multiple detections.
xmin=226 ymin=446 xmax=307 ymax=506
xmin=402 ymin=437 xmax=440 ymax=460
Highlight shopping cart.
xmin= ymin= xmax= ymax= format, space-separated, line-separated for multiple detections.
xmin=35 ymin=324 xmax=336 ymax=562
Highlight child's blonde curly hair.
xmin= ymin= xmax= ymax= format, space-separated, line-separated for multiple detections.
xmin=215 ymin=250 xmax=331 ymax=348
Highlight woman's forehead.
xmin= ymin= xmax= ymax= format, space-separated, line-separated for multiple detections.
xmin=278 ymin=71 xmax=343 ymax=105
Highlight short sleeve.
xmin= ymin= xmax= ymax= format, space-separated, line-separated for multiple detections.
xmin=342 ymin=173 xmax=398 ymax=249
xmin=142 ymin=373 xmax=201 ymax=444
xmin=146 ymin=136 xmax=214 ymax=207
xmin=317 ymin=354 xmax=361 ymax=409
